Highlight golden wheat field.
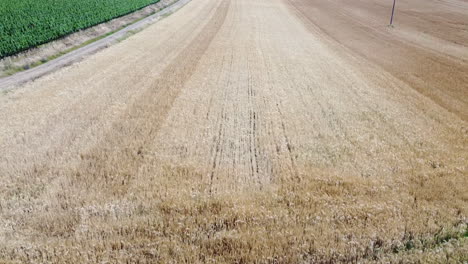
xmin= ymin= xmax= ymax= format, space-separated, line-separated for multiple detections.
xmin=0 ymin=0 xmax=467 ymax=263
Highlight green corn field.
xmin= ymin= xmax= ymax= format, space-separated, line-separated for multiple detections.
xmin=0 ymin=0 xmax=161 ymax=58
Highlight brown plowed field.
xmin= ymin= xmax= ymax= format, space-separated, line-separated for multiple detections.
xmin=0 ymin=0 xmax=467 ymax=263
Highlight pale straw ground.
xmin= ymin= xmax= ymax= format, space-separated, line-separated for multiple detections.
xmin=0 ymin=0 xmax=467 ymax=263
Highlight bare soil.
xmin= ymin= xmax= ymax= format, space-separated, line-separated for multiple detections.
xmin=0 ymin=0 xmax=466 ymax=263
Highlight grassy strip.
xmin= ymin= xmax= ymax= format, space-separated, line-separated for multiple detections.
xmin=3 ymin=31 xmax=114 ymax=77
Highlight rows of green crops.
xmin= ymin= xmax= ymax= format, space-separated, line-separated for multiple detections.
xmin=0 ymin=0 xmax=161 ymax=58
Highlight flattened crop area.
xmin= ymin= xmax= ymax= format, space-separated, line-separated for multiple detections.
xmin=0 ymin=0 xmax=467 ymax=263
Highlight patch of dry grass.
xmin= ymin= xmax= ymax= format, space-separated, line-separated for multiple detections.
xmin=1 ymin=163 xmax=466 ymax=263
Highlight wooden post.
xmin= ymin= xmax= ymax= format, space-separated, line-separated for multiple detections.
xmin=390 ymin=0 xmax=396 ymax=25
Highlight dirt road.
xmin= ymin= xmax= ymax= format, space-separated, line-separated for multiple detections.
xmin=0 ymin=0 xmax=467 ymax=262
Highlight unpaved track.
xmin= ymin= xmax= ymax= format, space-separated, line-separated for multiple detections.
xmin=0 ymin=0 xmax=467 ymax=261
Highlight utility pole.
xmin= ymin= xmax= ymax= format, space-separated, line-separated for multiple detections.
xmin=389 ymin=0 xmax=396 ymax=26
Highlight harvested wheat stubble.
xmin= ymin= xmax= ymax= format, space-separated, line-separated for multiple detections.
xmin=0 ymin=0 xmax=467 ymax=263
